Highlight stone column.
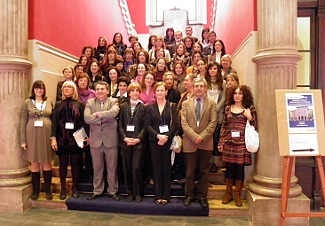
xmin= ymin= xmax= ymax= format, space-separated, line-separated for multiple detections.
xmin=247 ymin=0 xmax=310 ymax=225
xmin=0 ymin=0 xmax=32 ymax=212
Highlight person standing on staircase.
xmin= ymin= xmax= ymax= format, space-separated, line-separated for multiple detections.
xmin=181 ymin=78 xmax=217 ymax=208
xmin=21 ymin=80 xmax=55 ymax=200
xmin=218 ymin=85 xmax=257 ymax=207
xmin=84 ymin=81 xmax=121 ymax=201
xmin=51 ymin=81 xmax=85 ymax=200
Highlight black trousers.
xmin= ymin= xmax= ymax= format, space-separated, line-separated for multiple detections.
xmin=121 ymin=146 xmax=144 ymax=197
xmin=149 ymin=141 xmax=172 ymax=200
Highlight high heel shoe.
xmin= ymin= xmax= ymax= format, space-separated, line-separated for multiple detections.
xmin=72 ymin=192 xmax=79 ymax=198
xmin=155 ymin=199 xmax=162 ymax=205
xmin=59 ymin=192 xmax=66 ymax=200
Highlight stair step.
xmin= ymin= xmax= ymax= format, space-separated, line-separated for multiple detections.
xmin=208 ymin=184 xmax=246 ymax=199
xmin=51 ymin=166 xmax=72 ymax=178
xmin=41 ymin=177 xmax=73 ymax=193
xmin=208 ymin=171 xmax=226 ymax=185
xmin=32 ymin=193 xmax=67 ymax=210
xmin=208 ymin=199 xmax=249 ymax=217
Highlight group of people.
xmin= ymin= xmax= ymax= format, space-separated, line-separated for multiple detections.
xmin=20 ymin=26 xmax=257 ymax=209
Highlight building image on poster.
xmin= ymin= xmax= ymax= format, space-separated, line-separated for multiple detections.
xmin=285 ymin=93 xmax=319 ymax=155
xmin=286 ymin=93 xmax=316 ymax=133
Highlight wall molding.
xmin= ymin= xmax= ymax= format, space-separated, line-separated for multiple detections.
xmin=34 ymin=40 xmax=78 ymax=62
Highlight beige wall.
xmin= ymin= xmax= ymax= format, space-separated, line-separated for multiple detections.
xmin=231 ymin=31 xmax=258 ymax=185
xmin=27 ymin=40 xmax=78 ymax=102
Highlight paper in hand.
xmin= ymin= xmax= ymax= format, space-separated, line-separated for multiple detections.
xmin=73 ymin=127 xmax=88 ymax=148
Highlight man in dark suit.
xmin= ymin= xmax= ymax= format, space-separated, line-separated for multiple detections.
xmin=181 ymin=78 xmax=217 ymax=208
xmin=84 ymin=81 xmax=121 ymax=201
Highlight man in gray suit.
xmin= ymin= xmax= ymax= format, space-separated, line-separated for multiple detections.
xmin=84 ymin=81 xmax=121 ymax=201
xmin=181 ymin=78 xmax=217 ymax=208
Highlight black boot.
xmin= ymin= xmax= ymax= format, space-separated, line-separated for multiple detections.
xmin=43 ymin=170 xmax=53 ymax=200
xmin=31 ymin=172 xmax=40 ymax=200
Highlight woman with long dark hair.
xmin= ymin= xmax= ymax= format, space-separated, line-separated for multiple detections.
xmin=218 ymin=85 xmax=257 ymax=207
xmin=208 ymin=40 xmax=227 ymax=64
xmin=21 ymin=80 xmax=54 ymax=200
xmin=112 ymin=32 xmax=127 ymax=56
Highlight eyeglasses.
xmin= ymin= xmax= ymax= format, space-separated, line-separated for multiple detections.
xmin=145 ymin=77 xmax=154 ymax=80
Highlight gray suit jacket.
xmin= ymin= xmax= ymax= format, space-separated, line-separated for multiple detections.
xmin=181 ymin=97 xmax=217 ymax=153
xmin=84 ymin=97 xmax=120 ymax=148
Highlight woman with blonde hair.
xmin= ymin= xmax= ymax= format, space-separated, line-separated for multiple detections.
xmin=221 ymin=54 xmax=237 ymax=79
xmin=51 ymin=81 xmax=85 ymax=200
xmin=56 ymin=65 xmax=75 ymax=101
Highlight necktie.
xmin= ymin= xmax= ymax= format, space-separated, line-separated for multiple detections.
xmin=196 ymin=98 xmax=201 ymax=122
xmin=100 ymin=102 xmax=104 ymax=110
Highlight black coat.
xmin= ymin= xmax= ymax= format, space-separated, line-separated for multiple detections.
xmin=118 ymin=101 xmax=146 ymax=149
xmin=145 ymin=101 xmax=178 ymax=145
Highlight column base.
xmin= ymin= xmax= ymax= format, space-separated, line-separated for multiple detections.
xmin=247 ymin=190 xmax=310 ymax=226
xmin=0 ymin=184 xmax=32 ymax=212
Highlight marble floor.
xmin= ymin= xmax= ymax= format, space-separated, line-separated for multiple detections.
xmin=0 ymin=207 xmax=324 ymax=226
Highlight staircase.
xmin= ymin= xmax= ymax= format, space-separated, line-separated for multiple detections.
xmin=32 ymin=166 xmax=249 ymax=217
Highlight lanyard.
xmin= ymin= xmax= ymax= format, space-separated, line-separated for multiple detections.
xmin=32 ymin=99 xmax=44 ymax=119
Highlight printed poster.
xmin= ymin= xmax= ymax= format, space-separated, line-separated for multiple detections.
xmin=285 ymin=93 xmax=316 ymax=133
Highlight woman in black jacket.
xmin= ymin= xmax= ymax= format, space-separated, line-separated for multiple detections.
xmin=118 ymin=83 xmax=146 ymax=203
xmin=51 ymin=81 xmax=85 ymax=200
xmin=144 ymin=82 xmax=178 ymax=205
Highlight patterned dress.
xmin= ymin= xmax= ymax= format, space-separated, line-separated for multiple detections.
xmin=219 ymin=105 xmax=257 ymax=166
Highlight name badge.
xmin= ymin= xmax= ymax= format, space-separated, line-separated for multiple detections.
xmin=65 ymin=122 xmax=74 ymax=130
xmin=126 ymin=124 xmax=135 ymax=132
xmin=231 ymin=131 xmax=240 ymax=138
xmin=159 ymin=125 xmax=169 ymax=133
xmin=34 ymin=120 xmax=43 ymax=127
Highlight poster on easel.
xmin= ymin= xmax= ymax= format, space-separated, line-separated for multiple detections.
xmin=275 ymin=90 xmax=325 ymax=156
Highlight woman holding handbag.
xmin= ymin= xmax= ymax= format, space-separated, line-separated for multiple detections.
xmin=218 ymin=85 xmax=257 ymax=207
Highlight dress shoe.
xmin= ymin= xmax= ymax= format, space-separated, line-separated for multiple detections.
xmin=135 ymin=196 xmax=143 ymax=203
xmin=111 ymin=193 xmax=121 ymax=201
xmin=59 ymin=191 xmax=66 ymax=200
xmin=161 ymin=199 xmax=169 ymax=205
xmin=126 ymin=194 xmax=134 ymax=202
xmin=30 ymin=192 xmax=39 ymax=201
xmin=45 ymin=192 xmax=53 ymax=200
xmin=198 ymin=197 xmax=209 ymax=208
xmin=87 ymin=193 xmax=102 ymax=200
xmin=183 ymin=197 xmax=193 ymax=207
xmin=72 ymin=192 xmax=80 ymax=199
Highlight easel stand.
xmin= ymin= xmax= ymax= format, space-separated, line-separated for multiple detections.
xmin=280 ymin=156 xmax=325 ymax=226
